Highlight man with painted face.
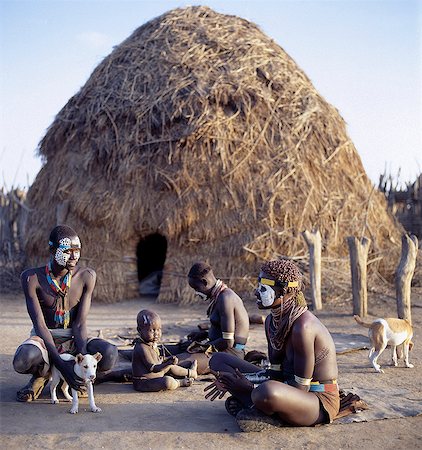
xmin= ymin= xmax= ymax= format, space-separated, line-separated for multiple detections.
xmin=205 ymin=259 xmax=340 ymax=430
xmin=13 ymin=225 xmax=118 ymax=402
xmin=187 ymin=262 xmax=249 ymax=359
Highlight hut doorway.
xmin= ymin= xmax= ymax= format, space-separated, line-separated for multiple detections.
xmin=136 ymin=233 xmax=167 ymax=296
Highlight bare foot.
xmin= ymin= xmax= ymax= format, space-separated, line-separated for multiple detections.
xmin=16 ymin=375 xmax=49 ymax=402
xmin=179 ymin=378 xmax=194 ymax=387
xmin=188 ymin=360 xmax=198 ymax=380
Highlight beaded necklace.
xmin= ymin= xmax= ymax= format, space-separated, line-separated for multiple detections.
xmin=269 ymin=291 xmax=308 ymax=352
xmin=45 ymin=260 xmax=72 ymax=328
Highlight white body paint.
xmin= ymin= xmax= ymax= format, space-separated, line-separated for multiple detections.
xmin=195 ymin=291 xmax=208 ymax=300
xmin=367 ymin=319 xmax=414 ymax=373
xmin=50 ymin=353 xmax=102 ymax=414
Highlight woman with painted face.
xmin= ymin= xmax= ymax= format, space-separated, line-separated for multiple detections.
xmin=13 ymin=225 xmax=118 ymax=402
xmin=205 ymin=259 xmax=340 ymax=430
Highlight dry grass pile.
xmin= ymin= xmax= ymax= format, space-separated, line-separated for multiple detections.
xmin=25 ymin=6 xmax=403 ymax=302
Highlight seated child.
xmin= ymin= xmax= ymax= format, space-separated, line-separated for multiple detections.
xmin=132 ymin=309 xmax=198 ymax=392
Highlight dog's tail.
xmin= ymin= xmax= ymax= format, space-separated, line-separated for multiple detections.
xmin=353 ymin=315 xmax=372 ymax=328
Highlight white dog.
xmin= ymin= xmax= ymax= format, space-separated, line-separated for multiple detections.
xmin=50 ymin=353 xmax=102 ymax=414
xmin=354 ymin=315 xmax=414 ymax=373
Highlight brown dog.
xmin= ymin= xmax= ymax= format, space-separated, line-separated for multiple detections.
xmin=354 ymin=315 xmax=414 ymax=373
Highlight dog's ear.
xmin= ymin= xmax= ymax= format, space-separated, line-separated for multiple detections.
xmin=93 ymin=352 xmax=103 ymax=362
xmin=76 ymin=354 xmax=84 ymax=364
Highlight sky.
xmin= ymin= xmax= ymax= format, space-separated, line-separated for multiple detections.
xmin=0 ymin=0 xmax=421 ymax=190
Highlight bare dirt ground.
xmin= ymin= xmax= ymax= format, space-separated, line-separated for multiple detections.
xmin=1 ymin=290 xmax=421 ymax=449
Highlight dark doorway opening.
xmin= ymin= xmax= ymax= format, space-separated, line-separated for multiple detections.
xmin=136 ymin=233 xmax=167 ymax=296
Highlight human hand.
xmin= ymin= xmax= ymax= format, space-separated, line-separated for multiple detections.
xmin=204 ymin=370 xmax=229 ymax=401
xmin=58 ymin=359 xmax=85 ymax=392
xmin=168 ymin=356 xmax=178 ymax=365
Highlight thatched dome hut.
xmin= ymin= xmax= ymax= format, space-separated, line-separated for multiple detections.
xmin=26 ymin=6 xmax=402 ymax=302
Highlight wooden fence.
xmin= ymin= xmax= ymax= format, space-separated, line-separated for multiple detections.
xmin=379 ymin=173 xmax=422 ymax=239
xmin=302 ymin=228 xmax=418 ymax=323
xmin=0 ymin=188 xmax=29 ymax=289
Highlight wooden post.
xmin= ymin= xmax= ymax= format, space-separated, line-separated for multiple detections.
xmin=347 ymin=236 xmax=371 ymax=317
xmin=302 ymin=229 xmax=322 ymax=310
xmin=396 ymin=234 xmax=418 ymax=323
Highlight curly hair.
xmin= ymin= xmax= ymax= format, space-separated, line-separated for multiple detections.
xmin=260 ymin=259 xmax=303 ymax=295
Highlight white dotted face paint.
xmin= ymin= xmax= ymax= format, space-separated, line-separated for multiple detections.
xmin=54 ymin=237 xmax=81 ymax=267
xmin=258 ymin=282 xmax=276 ymax=307
xmin=55 ymin=238 xmax=71 ymax=266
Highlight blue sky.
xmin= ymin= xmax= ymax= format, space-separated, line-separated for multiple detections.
xmin=0 ymin=0 xmax=421 ymax=189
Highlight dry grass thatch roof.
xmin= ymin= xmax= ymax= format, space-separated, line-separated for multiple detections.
xmin=25 ymin=6 xmax=403 ymax=302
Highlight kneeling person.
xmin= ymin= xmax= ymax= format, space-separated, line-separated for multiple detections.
xmin=13 ymin=225 xmax=118 ymax=402
xmin=132 ymin=310 xmax=198 ymax=392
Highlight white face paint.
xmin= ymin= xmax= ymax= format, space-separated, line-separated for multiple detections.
xmin=54 ymin=237 xmax=81 ymax=267
xmin=54 ymin=238 xmax=71 ymax=266
xmin=195 ymin=291 xmax=208 ymax=301
xmin=258 ymin=283 xmax=276 ymax=307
